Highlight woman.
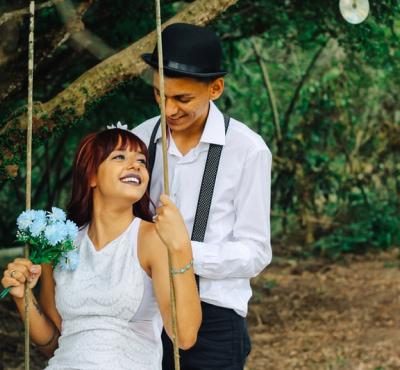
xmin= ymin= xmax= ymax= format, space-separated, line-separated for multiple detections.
xmin=1 ymin=128 xmax=201 ymax=369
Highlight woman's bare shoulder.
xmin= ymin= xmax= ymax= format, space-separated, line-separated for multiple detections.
xmin=137 ymin=219 xmax=167 ymax=274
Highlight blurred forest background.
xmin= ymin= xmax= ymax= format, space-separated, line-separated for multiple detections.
xmin=0 ymin=0 xmax=400 ymax=260
xmin=1 ymin=1 xmax=400 ymax=369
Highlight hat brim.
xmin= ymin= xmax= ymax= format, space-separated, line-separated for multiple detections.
xmin=142 ymin=53 xmax=228 ymax=79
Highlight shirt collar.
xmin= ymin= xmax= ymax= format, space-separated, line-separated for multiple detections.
xmin=200 ymin=101 xmax=226 ymax=146
xmin=154 ymin=101 xmax=226 ymax=146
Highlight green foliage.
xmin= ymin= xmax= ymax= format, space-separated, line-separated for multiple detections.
xmin=312 ymin=199 xmax=400 ymax=259
xmin=0 ymin=0 xmax=400 ymax=257
xmin=215 ymin=0 xmax=400 ymax=256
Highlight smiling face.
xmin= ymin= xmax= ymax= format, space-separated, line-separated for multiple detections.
xmin=68 ymin=129 xmax=154 ymax=226
xmin=152 ymin=72 xmax=224 ymax=135
xmin=91 ymin=140 xmax=149 ymax=207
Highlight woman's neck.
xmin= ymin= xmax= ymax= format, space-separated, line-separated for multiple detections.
xmin=88 ymin=206 xmax=135 ymax=251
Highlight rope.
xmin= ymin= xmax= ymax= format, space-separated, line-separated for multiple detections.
xmin=155 ymin=1 xmax=180 ymax=369
xmin=23 ymin=2 xmax=177 ymax=368
xmin=24 ymin=1 xmax=35 ymax=369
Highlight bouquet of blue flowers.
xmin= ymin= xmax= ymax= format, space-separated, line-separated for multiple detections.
xmin=15 ymin=207 xmax=79 ymax=269
xmin=1 ymin=207 xmax=80 ymax=298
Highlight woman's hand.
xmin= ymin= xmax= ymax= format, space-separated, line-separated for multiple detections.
xmin=154 ymin=194 xmax=191 ymax=251
xmin=1 ymin=258 xmax=41 ymax=299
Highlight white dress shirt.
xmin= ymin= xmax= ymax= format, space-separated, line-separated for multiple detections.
xmin=133 ymin=101 xmax=272 ymax=317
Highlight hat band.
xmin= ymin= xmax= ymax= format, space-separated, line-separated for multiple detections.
xmin=155 ymin=57 xmax=217 ymax=74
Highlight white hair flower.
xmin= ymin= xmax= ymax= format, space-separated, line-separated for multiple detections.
xmin=107 ymin=121 xmax=128 ymax=130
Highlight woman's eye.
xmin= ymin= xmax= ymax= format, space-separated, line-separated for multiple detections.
xmin=138 ymin=158 xmax=147 ymax=165
xmin=113 ymin=155 xmax=125 ymax=160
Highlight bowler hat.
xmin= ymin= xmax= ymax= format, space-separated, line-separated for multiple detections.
xmin=141 ymin=23 xmax=228 ymax=78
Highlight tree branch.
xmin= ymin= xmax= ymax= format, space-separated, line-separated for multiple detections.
xmin=0 ymin=0 xmax=99 ymax=103
xmin=0 ymin=0 xmax=239 ymax=180
xmin=280 ymin=40 xmax=328 ymax=157
xmin=0 ymin=0 xmax=64 ymax=27
xmin=251 ymin=37 xmax=281 ymax=145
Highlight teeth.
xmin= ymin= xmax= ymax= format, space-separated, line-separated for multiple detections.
xmin=121 ymin=177 xmax=139 ymax=184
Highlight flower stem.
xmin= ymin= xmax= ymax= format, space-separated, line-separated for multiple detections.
xmin=0 ymin=286 xmax=11 ymax=299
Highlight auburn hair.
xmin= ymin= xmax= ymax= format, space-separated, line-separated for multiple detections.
xmin=66 ymin=128 xmax=154 ymax=227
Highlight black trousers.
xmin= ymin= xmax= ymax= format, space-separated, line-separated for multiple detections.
xmin=162 ymin=301 xmax=251 ymax=370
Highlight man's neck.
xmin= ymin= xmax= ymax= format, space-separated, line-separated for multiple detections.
xmin=171 ymin=126 xmax=204 ymax=156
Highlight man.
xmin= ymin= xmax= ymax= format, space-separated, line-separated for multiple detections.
xmin=132 ymin=23 xmax=272 ymax=370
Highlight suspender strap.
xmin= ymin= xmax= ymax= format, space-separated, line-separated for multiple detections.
xmin=148 ymin=113 xmax=230 ymax=289
xmin=147 ymin=118 xmax=161 ymax=192
xmin=192 ymin=113 xmax=229 ymax=288
xmin=191 ymin=113 xmax=230 ymax=242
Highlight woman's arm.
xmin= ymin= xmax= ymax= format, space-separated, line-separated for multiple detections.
xmin=139 ymin=194 xmax=201 ymax=350
xmin=1 ymin=258 xmax=61 ymax=357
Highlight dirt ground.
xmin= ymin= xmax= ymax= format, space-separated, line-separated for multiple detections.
xmin=1 ymin=249 xmax=400 ymax=370
xmin=245 ymin=248 xmax=400 ymax=370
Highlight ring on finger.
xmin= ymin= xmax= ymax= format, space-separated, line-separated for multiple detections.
xmin=10 ymin=270 xmax=17 ymax=277
xmin=152 ymin=214 xmax=159 ymax=223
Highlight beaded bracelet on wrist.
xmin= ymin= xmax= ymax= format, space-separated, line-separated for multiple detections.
xmin=171 ymin=260 xmax=194 ymax=275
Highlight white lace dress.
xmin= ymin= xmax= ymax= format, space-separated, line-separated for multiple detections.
xmin=45 ymin=217 xmax=163 ymax=370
